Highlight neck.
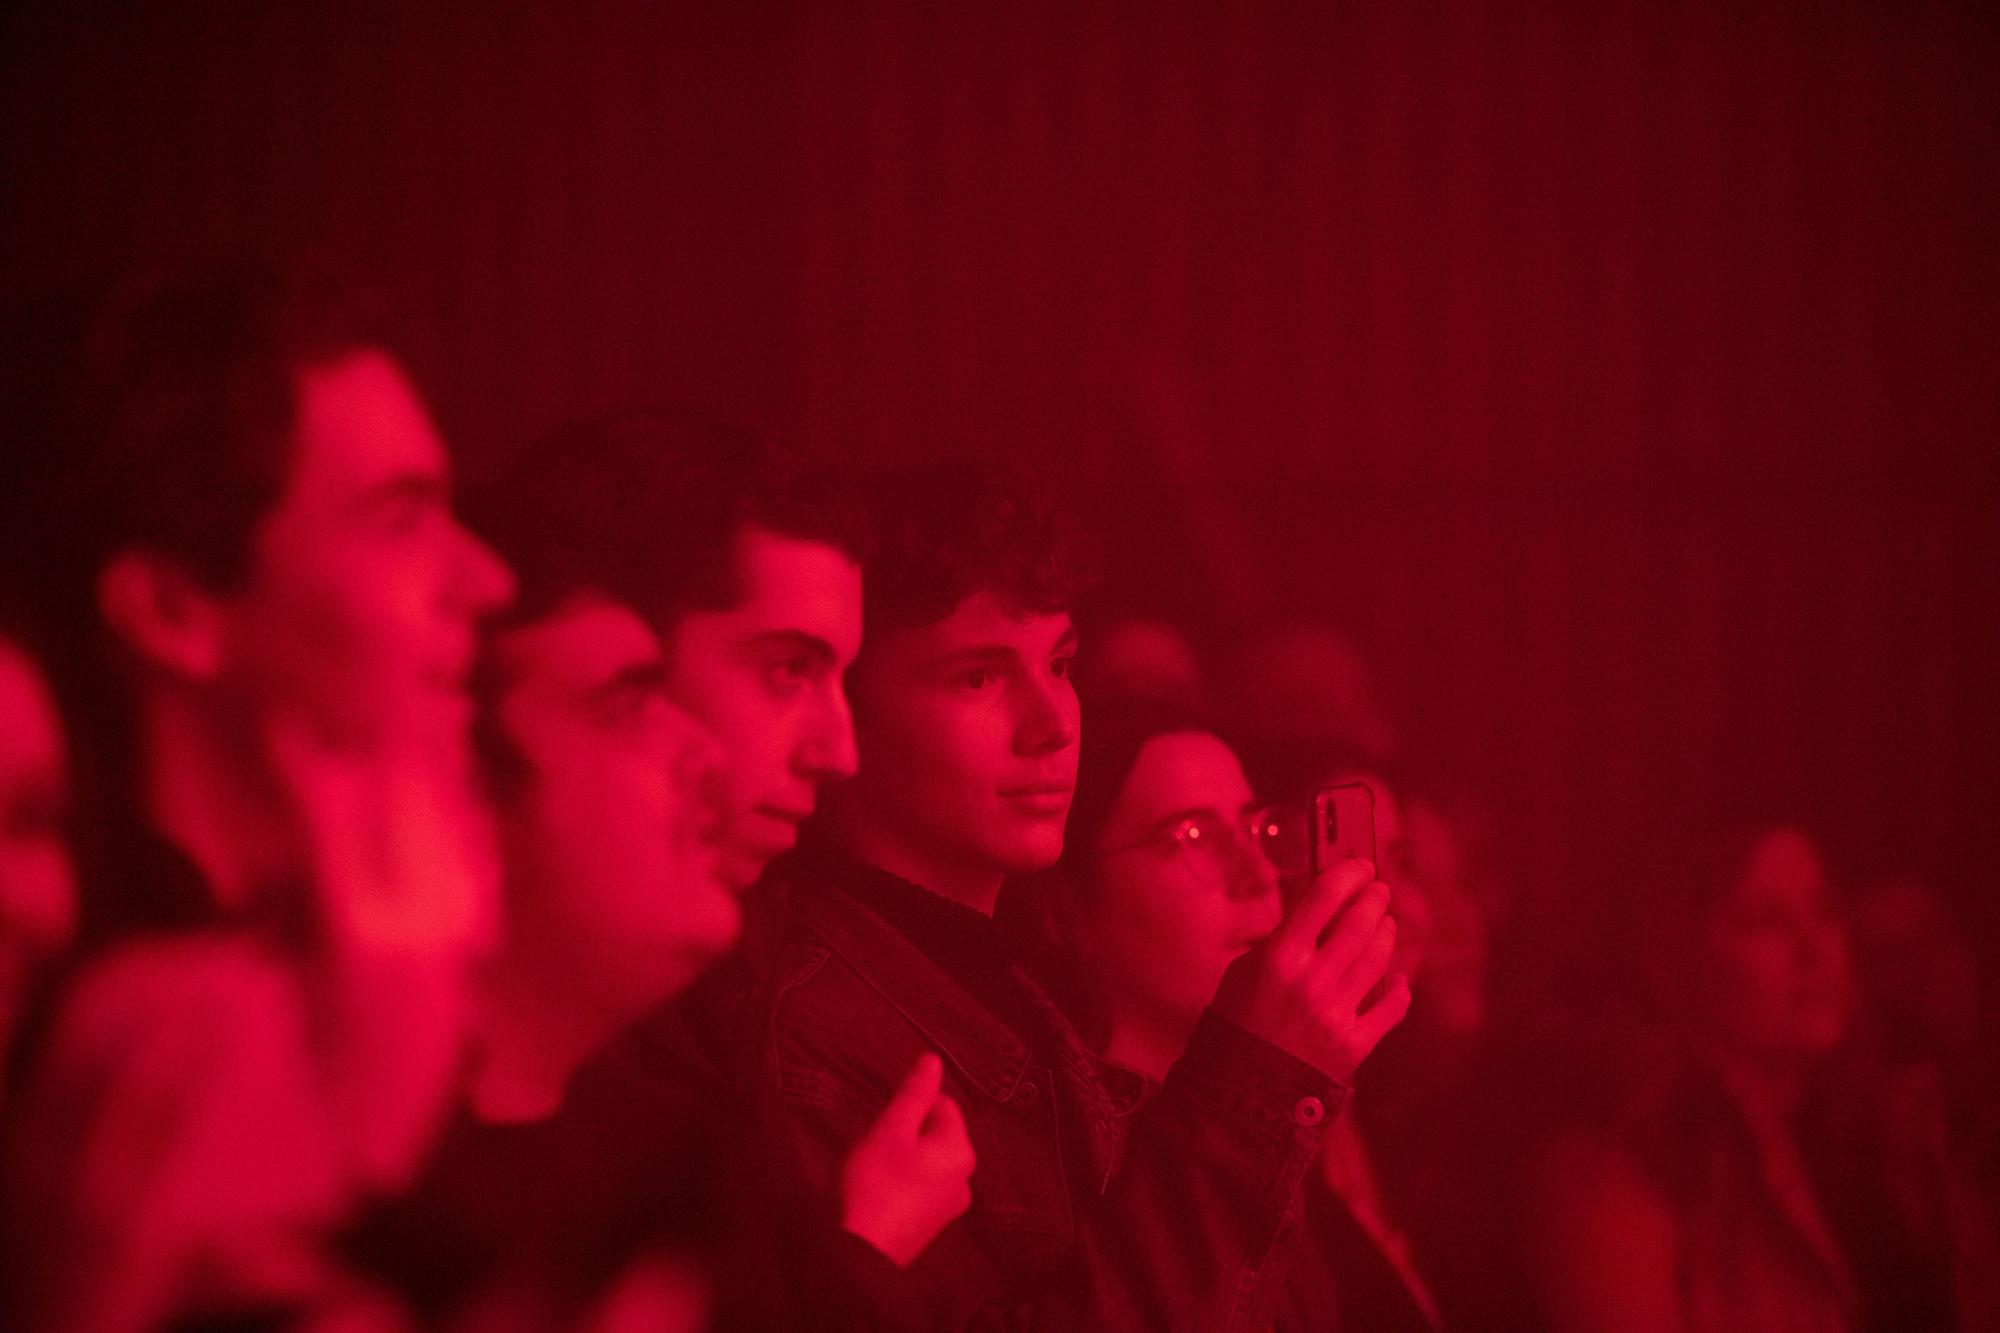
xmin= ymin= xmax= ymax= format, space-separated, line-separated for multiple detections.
xmin=470 ymin=918 xmax=665 ymax=1125
xmin=1711 ymin=1045 xmax=1814 ymax=1124
xmin=841 ymin=821 xmax=1005 ymax=916
xmin=140 ymin=690 xmax=297 ymax=909
xmin=1103 ymin=1006 xmax=1199 ymax=1083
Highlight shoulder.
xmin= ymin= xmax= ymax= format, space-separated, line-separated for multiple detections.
xmin=35 ymin=933 xmax=313 ymax=1081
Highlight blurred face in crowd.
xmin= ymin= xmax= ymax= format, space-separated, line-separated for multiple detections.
xmin=200 ymin=350 xmax=515 ymax=748
xmin=0 ymin=640 xmax=76 ymax=1036
xmin=492 ymin=598 xmax=733 ymax=1004
xmin=1088 ymin=616 xmax=1203 ymax=711
xmin=1848 ymin=876 xmax=1980 ymax=1058
xmin=1083 ymin=731 xmax=1283 ymax=1039
xmin=663 ymin=529 xmax=862 ymax=889
xmin=1404 ymin=797 xmax=1489 ymax=1034
xmin=1696 ymin=827 xmax=1853 ymax=1063
xmin=844 ymin=593 xmax=1080 ymax=888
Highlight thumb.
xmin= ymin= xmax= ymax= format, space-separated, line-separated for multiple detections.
xmin=875 ymin=1052 xmax=945 ymax=1141
xmin=920 ymin=1089 xmax=969 ymax=1149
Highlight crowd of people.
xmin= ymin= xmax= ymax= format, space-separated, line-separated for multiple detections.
xmin=0 ymin=264 xmax=1994 ymax=1331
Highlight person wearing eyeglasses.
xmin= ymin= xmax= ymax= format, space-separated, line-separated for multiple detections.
xmin=1003 ymin=698 xmax=1438 ymax=1333
xmin=688 ymin=458 xmax=1410 ymax=1330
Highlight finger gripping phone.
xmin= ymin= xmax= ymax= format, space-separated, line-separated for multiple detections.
xmin=1310 ymin=782 xmax=1377 ymax=875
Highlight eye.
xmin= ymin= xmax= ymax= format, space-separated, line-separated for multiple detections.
xmin=956 ymin=667 xmax=995 ymax=691
xmin=374 ymin=491 xmax=439 ymax=538
xmin=1050 ymin=654 xmax=1074 ymax=679
xmin=763 ymin=655 xmax=820 ymax=697
xmin=1174 ymin=816 xmax=1225 ymax=849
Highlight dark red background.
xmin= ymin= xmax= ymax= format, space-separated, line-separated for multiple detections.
xmin=5 ymin=3 xmax=1994 ymax=957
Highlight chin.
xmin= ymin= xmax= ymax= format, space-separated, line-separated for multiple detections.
xmin=991 ymin=832 xmax=1065 ymax=875
xmin=716 ymin=844 xmax=774 ymax=893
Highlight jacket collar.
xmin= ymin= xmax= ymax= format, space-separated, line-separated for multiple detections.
xmin=790 ymin=869 xmax=1037 ymax=1104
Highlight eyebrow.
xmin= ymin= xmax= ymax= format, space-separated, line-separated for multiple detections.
xmin=588 ymin=658 xmax=674 ymax=702
xmin=1145 ymin=799 xmax=1265 ymax=836
xmin=931 ymin=644 xmax=1024 ymax=671
xmin=741 ymin=629 xmax=838 ymax=665
xmin=1146 ymin=804 xmax=1224 ymax=834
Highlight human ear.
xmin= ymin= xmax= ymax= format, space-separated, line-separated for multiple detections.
xmin=96 ymin=550 xmax=230 ymax=680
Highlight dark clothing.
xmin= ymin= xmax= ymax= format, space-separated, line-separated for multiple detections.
xmin=1531 ymin=1048 xmax=2000 ymax=1333
xmin=349 ymin=1009 xmax=920 ymax=1331
xmin=1279 ymin=1174 xmax=1443 ymax=1333
xmin=676 ymin=849 xmax=1342 ymax=1331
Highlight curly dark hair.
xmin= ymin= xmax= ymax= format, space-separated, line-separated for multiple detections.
xmin=469 ymin=404 xmax=867 ymax=635
xmin=859 ymin=455 xmax=1093 ymax=641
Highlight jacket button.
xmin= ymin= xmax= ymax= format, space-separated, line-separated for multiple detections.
xmin=1293 ymin=1095 xmax=1325 ymax=1127
xmin=1015 ymin=1079 xmax=1040 ymax=1108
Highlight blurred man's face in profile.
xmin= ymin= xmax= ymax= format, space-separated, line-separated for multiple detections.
xmin=0 ymin=641 xmax=77 ymax=1033
xmin=1404 ymin=798 xmax=1489 ymax=1034
xmin=843 ymin=593 xmax=1080 ymax=882
xmin=664 ymin=529 xmax=862 ymax=889
xmin=492 ymin=597 xmax=733 ymax=1001
xmin=216 ymin=350 xmax=515 ymax=749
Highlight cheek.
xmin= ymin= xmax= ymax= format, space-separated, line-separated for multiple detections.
xmin=862 ymin=710 xmax=988 ymax=808
xmin=672 ymin=670 xmax=787 ymax=794
xmin=1099 ymin=884 xmax=1230 ymax=1001
xmin=1703 ymin=935 xmax=1804 ymax=1031
xmin=533 ymin=760 xmax=676 ymax=897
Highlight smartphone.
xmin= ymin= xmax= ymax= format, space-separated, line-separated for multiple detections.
xmin=1310 ymin=782 xmax=1377 ymax=876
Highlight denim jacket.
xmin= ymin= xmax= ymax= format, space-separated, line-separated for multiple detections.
xmin=683 ymin=856 xmax=1343 ymax=1332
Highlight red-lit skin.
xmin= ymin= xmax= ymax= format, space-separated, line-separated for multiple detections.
xmin=483 ymin=599 xmax=968 ymax=1269
xmin=835 ymin=593 xmax=1079 ymax=915
xmin=228 ymin=352 xmax=513 ymax=1192
xmin=663 ymin=529 xmax=862 ymax=890
xmin=92 ymin=348 xmax=513 ymax=1190
xmin=212 ymin=350 xmax=515 ymax=752
xmin=476 ymin=597 xmax=731 ymax=1119
xmin=1695 ymin=827 xmax=1853 ymax=1075
xmin=1079 ymin=732 xmax=1284 ymax=1080
xmin=0 ymin=640 xmax=78 ymax=1078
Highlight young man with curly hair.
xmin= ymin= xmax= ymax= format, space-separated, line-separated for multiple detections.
xmin=688 ymin=457 xmax=1411 ymax=1331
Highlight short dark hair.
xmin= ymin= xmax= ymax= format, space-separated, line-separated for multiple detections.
xmin=469 ymin=405 xmax=866 ymax=635
xmin=65 ymin=263 xmax=388 ymax=592
xmin=860 ymin=456 xmax=1091 ymax=642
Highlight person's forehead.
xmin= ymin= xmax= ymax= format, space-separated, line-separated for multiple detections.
xmin=1738 ymin=828 xmax=1827 ymax=900
xmin=497 ymin=597 xmax=661 ymax=699
xmin=1118 ymin=733 xmax=1251 ymax=817
xmin=897 ymin=591 xmax=1074 ymax=658
xmin=725 ymin=528 xmax=862 ymax=639
xmin=287 ymin=348 xmax=450 ymax=498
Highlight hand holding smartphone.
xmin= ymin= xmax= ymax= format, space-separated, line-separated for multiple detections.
xmin=1311 ymin=782 xmax=1378 ymax=875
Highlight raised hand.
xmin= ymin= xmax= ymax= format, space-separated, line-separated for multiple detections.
xmin=1211 ymin=858 xmax=1411 ymax=1084
xmin=263 ymin=715 xmax=500 ymax=1193
xmin=839 ymin=1052 xmax=977 ymax=1267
